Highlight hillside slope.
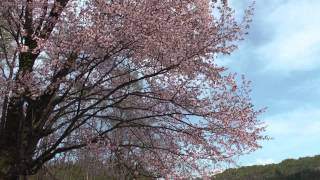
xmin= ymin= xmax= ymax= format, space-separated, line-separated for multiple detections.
xmin=212 ymin=155 xmax=320 ymax=180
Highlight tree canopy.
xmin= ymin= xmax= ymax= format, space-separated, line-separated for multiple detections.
xmin=0 ymin=0 xmax=264 ymax=179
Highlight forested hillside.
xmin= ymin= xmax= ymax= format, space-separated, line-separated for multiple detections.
xmin=212 ymin=155 xmax=320 ymax=180
xmin=29 ymin=155 xmax=320 ymax=179
xmin=30 ymin=162 xmax=154 ymax=180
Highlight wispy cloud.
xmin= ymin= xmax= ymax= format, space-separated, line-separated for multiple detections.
xmin=257 ymin=0 xmax=320 ymax=73
xmin=226 ymin=0 xmax=320 ymax=166
xmin=239 ymin=106 xmax=320 ymax=166
xmin=266 ymin=107 xmax=320 ymax=137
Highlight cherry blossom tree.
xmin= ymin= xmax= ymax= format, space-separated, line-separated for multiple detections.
xmin=0 ymin=0 xmax=264 ymax=179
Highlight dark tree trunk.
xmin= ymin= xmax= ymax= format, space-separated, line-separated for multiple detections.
xmin=2 ymin=175 xmax=19 ymax=180
xmin=0 ymin=1 xmax=72 ymax=179
xmin=0 ymin=97 xmax=36 ymax=179
xmin=0 ymin=88 xmax=55 ymax=179
xmin=1 ymin=175 xmax=28 ymax=180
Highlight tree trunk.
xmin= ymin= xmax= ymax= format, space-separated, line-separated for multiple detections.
xmin=1 ymin=175 xmax=19 ymax=180
xmin=0 ymin=152 xmax=29 ymax=180
xmin=0 ymin=98 xmax=35 ymax=180
xmin=0 ymin=151 xmax=33 ymax=180
xmin=0 ymin=175 xmax=28 ymax=180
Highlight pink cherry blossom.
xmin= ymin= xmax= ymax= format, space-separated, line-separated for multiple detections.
xmin=0 ymin=0 xmax=264 ymax=179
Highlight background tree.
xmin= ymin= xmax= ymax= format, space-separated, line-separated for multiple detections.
xmin=0 ymin=0 xmax=264 ymax=179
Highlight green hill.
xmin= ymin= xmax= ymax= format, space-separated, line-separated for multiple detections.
xmin=29 ymin=155 xmax=320 ymax=179
xmin=30 ymin=162 xmax=154 ymax=180
xmin=212 ymin=155 xmax=320 ymax=180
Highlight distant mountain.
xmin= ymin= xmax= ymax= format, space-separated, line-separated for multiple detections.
xmin=212 ymin=155 xmax=320 ymax=180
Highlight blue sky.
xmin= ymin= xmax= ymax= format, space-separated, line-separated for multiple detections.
xmin=220 ymin=0 xmax=320 ymax=166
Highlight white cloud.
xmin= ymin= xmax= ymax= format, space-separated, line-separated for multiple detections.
xmin=238 ymin=107 xmax=320 ymax=166
xmin=266 ymin=106 xmax=320 ymax=137
xmin=255 ymin=158 xmax=276 ymax=165
xmin=257 ymin=0 xmax=320 ymax=73
xmin=289 ymin=77 xmax=320 ymax=96
xmin=242 ymin=158 xmax=278 ymax=166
